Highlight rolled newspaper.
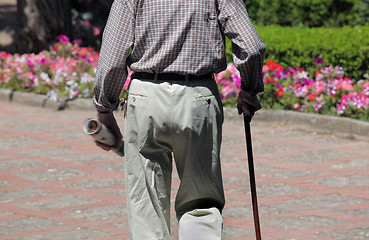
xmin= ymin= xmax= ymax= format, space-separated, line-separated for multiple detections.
xmin=83 ymin=118 xmax=124 ymax=157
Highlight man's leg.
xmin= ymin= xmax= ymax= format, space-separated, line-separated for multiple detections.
xmin=124 ymin=79 xmax=173 ymax=240
xmin=171 ymin=79 xmax=225 ymax=239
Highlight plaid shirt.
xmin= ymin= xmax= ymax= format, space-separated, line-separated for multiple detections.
xmin=94 ymin=0 xmax=266 ymax=112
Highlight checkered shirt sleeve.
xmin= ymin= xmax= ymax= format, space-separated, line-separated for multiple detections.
xmin=93 ymin=0 xmax=135 ymax=112
xmin=218 ymin=0 xmax=266 ymax=95
xmin=94 ymin=0 xmax=266 ymax=112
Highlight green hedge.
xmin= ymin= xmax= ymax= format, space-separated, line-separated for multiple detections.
xmin=244 ymin=0 xmax=369 ymax=27
xmin=226 ymin=25 xmax=369 ymax=82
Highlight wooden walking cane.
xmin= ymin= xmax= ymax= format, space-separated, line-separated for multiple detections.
xmin=243 ymin=114 xmax=262 ymax=240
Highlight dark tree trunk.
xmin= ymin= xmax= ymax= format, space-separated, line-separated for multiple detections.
xmin=16 ymin=0 xmax=72 ymax=53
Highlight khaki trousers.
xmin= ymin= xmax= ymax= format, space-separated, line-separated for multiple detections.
xmin=124 ymin=77 xmax=225 ymax=239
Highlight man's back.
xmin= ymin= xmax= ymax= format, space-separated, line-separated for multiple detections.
xmin=94 ymin=0 xmax=265 ymax=114
xmin=129 ymin=0 xmax=227 ymax=75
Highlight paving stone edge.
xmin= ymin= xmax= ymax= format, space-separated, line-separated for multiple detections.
xmin=1 ymin=88 xmax=368 ymax=137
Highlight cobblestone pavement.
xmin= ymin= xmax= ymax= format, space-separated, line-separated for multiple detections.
xmin=0 ymin=101 xmax=369 ymax=240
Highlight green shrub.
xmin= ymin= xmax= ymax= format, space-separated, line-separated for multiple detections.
xmin=244 ymin=0 xmax=369 ymax=27
xmin=226 ymin=25 xmax=369 ymax=82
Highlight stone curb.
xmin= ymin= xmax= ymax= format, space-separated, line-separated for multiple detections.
xmin=226 ymin=109 xmax=369 ymax=138
xmin=1 ymin=88 xmax=369 ymax=137
xmin=0 ymin=88 xmax=96 ymax=111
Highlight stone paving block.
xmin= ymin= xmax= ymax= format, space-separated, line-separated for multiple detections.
xmin=332 ymin=157 xmax=369 ymax=169
xmin=264 ymin=215 xmax=346 ymax=231
xmin=272 ymin=238 xmax=298 ymax=240
xmin=253 ymin=142 xmax=303 ymax=156
xmin=62 ymin=178 xmax=124 ymax=190
xmin=264 ymin=169 xmax=331 ymax=179
xmin=93 ymin=161 xmax=124 ymax=172
xmin=0 ymin=188 xmax=54 ymax=203
xmin=286 ymin=194 xmax=369 ymax=210
xmin=222 ymin=134 xmax=247 ymax=146
xmin=17 ymin=168 xmax=88 ymax=182
xmin=53 ymin=153 xmax=120 ymax=163
xmin=0 ymin=117 xmax=32 ymax=125
xmin=309 ymin=175 xmax=369 ymax=188
xmin=10 ymin=122 xmax=70 ymax=132
xmin=0 ymin=210 xmax=13 ymax=217
xmin=0 ymin=217 xmax=62 ymax=235
xmin=44 ymin=129 xmax=86 ymax=139
xmin=0 ymin=159 xmax=48 ymax=171
xmin=113 ymin=221 xmax=129 ymax=229
xmin=222 ymin=226 xmax=254 ymax=239
xmin=280 ymin=149 xmax=351 ymax=164
xmin=223 ymin=204 xmax=293 ymax=219
xmin=103 ymin=189 xmax=125 ymax=198
xmin=223 ymin=176 xmax=249 ymax=185
xmin=0 ymin=136 xmax=46 ymax=150
xmin=21 ymin=228 xmax=113 ymax=240
xmin=303 ymin=134 xmax=355 ymax=145
xmin=226 ymin=185 xmax=250 ymax=195
xmin=22 ymin=145 xmax=82 ymax=157
xmin=221 ymin=157 xmax=282 ymax=174
xmin=0 ymin=180 xmax=13 ymax=188
xmin=257 ymin=127 xmax=312 ymax=139
xmin=64 ymin=204 xmax=125 ymax=221
xmin=0 ymin=154 xmax=12 ymax=159
xmin=314 ymin=227 xmax=369 ymax=240
xmin=257 ymin=183 xmax=311 ymax=198
xmin=344 ymin=208 xmax=369 ymax=219
xmin=21 ymin=194 xmax=100 ymax=210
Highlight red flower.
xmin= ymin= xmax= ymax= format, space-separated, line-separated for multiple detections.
xmin=264 ymin=77 xmax=275 ymax=83
xmin=267 ymin=60 xmax=283 ymax=72
xmin=53 ymin=43 xmax=60 ymax=52
xmin=309 ymin=93 xmax=317 ymax=101
xmin=276 ymin=88 xmax=284 ymax=97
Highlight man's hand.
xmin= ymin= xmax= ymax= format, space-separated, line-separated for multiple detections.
xmin=95 ymin=111 xmax=123 ymax=151
xmin=237 ymin=90 xmax=261 ymax=120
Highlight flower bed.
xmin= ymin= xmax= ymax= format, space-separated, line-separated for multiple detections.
xmin=1 ymin=36 xmax=368 ymax=121
xmin=0 ymin=35 xmax=97 ymax=101
xmin=216 ymin=59 xmax=369 ymax=121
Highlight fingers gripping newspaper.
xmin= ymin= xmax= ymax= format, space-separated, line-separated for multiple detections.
xmin=83 ymin=118 xmax=124 ymax=157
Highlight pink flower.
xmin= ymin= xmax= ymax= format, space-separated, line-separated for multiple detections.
xmin=314 ymin=57 xmax=324 ymax=66
xmin=27 ymin=72 xmax=34 ymax=80
xmin=56 ymin=35 xmax=70 ymax=45
xmin=26 ymin=59 xmax=35 ymax=68
xmin=342 ymin=82 xmax=353 ymax=91
xmin=73 ymin=39 xmax=82 ymax=46
xmin=293 ymin=102 xmax=300 ymax=110
xmin=335 ymin=81 xmax=342 ymax=90
xmin=227 ymin=63 xmax=237 ymax=75
xmin=85 ymin=19 xmax=91 ymax=28
xmin=93 ymin=27 xmax=101 ymax=36
xmin=315 ymin=81 xmax=325 ymax=94
xmin=40 ymin=58 xmax=48 ymax=65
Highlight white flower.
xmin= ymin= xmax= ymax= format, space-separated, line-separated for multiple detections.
xmin=47 ymin=89 xmax=59 ymax=102
xmin=80 ymin=73 xmax=92 ymax=84
xmin=83 ymin=89 xmax=91 ymax=98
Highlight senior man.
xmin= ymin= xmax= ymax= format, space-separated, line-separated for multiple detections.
xmin=93 ymin=0 xmax=265 ymax=239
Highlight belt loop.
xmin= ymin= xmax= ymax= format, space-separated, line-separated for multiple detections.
xmin=185 ymin=75 xmax=189 ymax=84
xmin=154 ymin=73 xmax=158 ymax=83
